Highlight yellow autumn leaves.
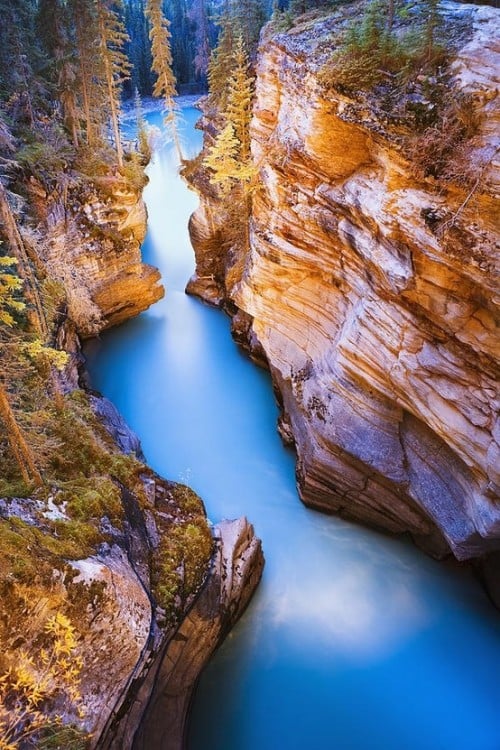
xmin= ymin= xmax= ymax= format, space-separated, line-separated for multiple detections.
xmin=0 ymin=613 xmax=86 ymax=750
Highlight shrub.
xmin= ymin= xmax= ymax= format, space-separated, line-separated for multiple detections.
xmin=0 ymin=612 xmax=89 ymax=750
xmin=120 ymin=153 xmax=148 ymax=192
xmin=318 ymin=0 xmax=448 ymax=94
xmin=407 ymin=92 xmax=482 ymax=183
xmin=153 ymin=515 xmax=213 ymax=615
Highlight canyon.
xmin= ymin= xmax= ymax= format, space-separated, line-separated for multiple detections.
xmin=1 ymin=1 xmax=499 ymax=746
xmin=188 ymin=3 xmax=500 ymax=576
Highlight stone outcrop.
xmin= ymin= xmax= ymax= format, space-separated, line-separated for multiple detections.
xmin=0 ymin=403 xmax=263 ymax=747
xmin=100 ymin=517 xmax=264 ymax=750
xmin=188 ymin=3 xmax=500 ymax=561
xmin=29 ymin=173 xmax=163 ymax=336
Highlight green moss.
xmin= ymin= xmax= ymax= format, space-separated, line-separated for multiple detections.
xmin=172 ymin=483 xmax=207 ymax=515
xmin=152 ymin=512 xmax=213 ymax=615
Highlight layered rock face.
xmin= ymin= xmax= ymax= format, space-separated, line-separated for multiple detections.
xmin=120 ymin=518 xmax=264 ymax=750
xmin=30 ymin=174 xmax=163 ymax=335
xmin=189 ymin=3 xmax=500 ymax=560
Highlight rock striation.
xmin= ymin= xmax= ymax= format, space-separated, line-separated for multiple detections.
xmin=29 ymin=173 xmax=164 ymax=336
xmin=188 ymin=3 xmax=500 ymax=561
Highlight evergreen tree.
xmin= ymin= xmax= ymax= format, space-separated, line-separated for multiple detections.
xmin=96 ymin=0 xmax=132 ymax=167
xmin=207 ymin=14 xmax=236 ymax=110
xmin=203 ymin=33 xmax=256 ymax=254
xmin=0 ymin=256 xmax=24 ymax=327
xmin=69 ymin=0 xmax=106 ymax=148
xmin=0 ymin=185 xmax=48 ymax=339
xmin=166 ymin=0 xmax=194 ymax=87
xmin=0 ymin=254 xmax=44 ymax=488
xmin=0 ymin=0 xmax=40 ymax=126
xmin=36 ymin=0 xmax=64 ymax=65
xmin=36 ymin=0 xmax=79 ymax=146
xmin=224 ymin=35 xmax=254 ymax=162
xmin=124 ymin=0 xmax=153 ymax=96
xmin=134 ymin=87 xmax=150 ymax=159
xmin=203 ymin=121 xmax=240 ymax=195
xmin=145 ymin=0 xmax=183 ymax=160
xmin=188 ymin=0 xmax=211 ymax=82
xmin=230 ymin=0 xmax=266 ymax=53
xmin=387 ymin=0 xmax=395 ymax=34
xmin=204 ymin=36 xmax=255 ymax=185
xmin=0 ymin=380 xmax=44 ymax=488
xmin=421 ymin=0 xmax=442 ymax=63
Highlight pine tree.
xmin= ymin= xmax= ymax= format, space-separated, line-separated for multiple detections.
xmin=145 ymin=0 xmax=183 ymax=161
xmin=204 ymin=36 xmax=255 ymax=189
xmin=37 ymin=0 xmax=80 ymax=147
xmin=230 ymin=0 xmax=266 ymax=54
xmin=0 ymin=0 xmax=39 ymax=127
xmin=0 ymin=255 xmax=43 ymax=489
xmin=167 ymin=0 xmax=193 ymax=86
xmin=0 ymin=384 xmax=44 ymax=488
xmin=69 ymin=0 xmax=106 ymax=148
xmin=96 ymin=0 xmax=132 ymax=167
xmin=188 ymin=0 xmax=211 ymax=82
xmin=134 ymin=87 xmax=151 ymax=160
xmin=224 ymin=35 xmax=254 ymax=162
xmin=0 ymin=184 xmax=48 ymax=339
xmin=204 ymin=33 xmax=256 ymax=254
xmin=207 ymin=14 xmax=236 ymax=110
xmin=124 ymin=0 xmax=154 ymax=96
xmin=203 ymin=121 xmax=240 ymax=195
xmin=422 ymin=0 xmax=441 ymax=64
xmin=387 ymin=0 xmax=395 ymax=35
xmin=0 ymin=256 xmax=24 ymax=327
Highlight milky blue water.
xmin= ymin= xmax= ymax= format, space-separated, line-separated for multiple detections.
xmin=85 ymin=106 xmax=500 ymax=750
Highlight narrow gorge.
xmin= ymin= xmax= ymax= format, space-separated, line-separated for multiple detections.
xmin=1 ymin=0 xmax=499 ymax=748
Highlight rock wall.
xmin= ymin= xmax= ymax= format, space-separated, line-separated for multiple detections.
xmin=107 ymin=518 xmax=264 ymax=750
xmin=188 ymin=3 xmax=500 ymax=561
xmin=0 ymin=399 xmax=263 ymax=747
xmin=29 ymin=173 xmax=164 ymax=336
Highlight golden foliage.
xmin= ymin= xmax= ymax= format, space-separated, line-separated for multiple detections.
xmin=203 ymin=36 xmax=256 ymax=195
xmin=0 ymin=613 xmax=87 ymax=750
xmin=145 ymin=0 xmax=182 ymax=159
xmin=0 ymin=257 xmax=25 ymax=328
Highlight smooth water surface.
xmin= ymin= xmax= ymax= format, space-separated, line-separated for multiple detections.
xmin=85 ymin=105 xmax=500 ymax=750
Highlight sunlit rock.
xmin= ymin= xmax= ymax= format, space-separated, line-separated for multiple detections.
xmin=189 ymin=3 xmax=500 ymax=561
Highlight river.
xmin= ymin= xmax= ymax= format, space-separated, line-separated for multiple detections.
xmin=85 ymin=105 xmax=500 ymax=750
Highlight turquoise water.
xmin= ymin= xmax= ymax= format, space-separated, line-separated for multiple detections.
xmin=85 ymin=107 xmax=500 ymax=750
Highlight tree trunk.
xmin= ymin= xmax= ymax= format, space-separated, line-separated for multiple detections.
xmin=98 ymin=9 xmax=124 ymax=167
xmin=0 ymin=384 xmax=43 ymax=487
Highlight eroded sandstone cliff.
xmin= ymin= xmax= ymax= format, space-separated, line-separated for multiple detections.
xmin=188 ymin=2 xmax=500 ymax=562
xmin=29 ymin=172 xmax=164 ymax=336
